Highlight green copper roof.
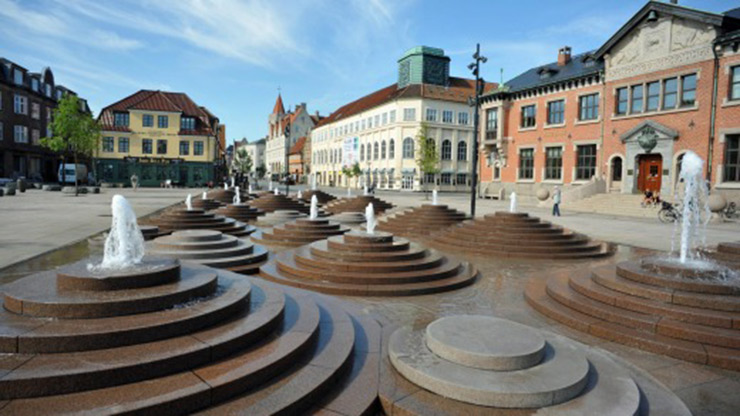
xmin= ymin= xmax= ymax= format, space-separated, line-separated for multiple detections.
xmin=398 ymin=46 xmax=446 ymax=61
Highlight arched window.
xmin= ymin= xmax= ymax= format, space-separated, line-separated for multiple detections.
xmin=441 ymin=140 xmax=452 ymax=160
xmin=373 ymin=142 xmax=379 ymax=160
xmin=381 ymin=141 xmax=387 ymax=159
xmin=457 ymin=141 xmax=467 ymax=161
xmin=402 ymin=137 xmax=414 ymax=159
xmin=389 ymin=139 xmax=395 ymax=159
xmin=360 ymin=144 xmax=365 ymax=161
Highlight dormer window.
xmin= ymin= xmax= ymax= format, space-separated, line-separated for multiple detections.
xmin=538 ymin=67 xmax=558 ymax=79
xmin=31 ymin=78 xmax=39 ymax=91
xmin=113 ymin=112 xmax=129 ymax=127
xmin=55 ymin=89 xmax=63 ymax=100
xmin=13 ymin=68 xmax=23 ymax=85
xmin=44 ymin=84 xmax=52 ymax=97
xmin=181 ymin=117 xmax=196 ymax=130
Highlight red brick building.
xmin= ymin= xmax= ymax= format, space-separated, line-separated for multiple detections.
xmin=479 ymin=1 xmax=740 ymax=204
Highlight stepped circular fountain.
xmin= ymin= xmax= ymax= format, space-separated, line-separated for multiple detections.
xmin=255 ymin=210 xmax=307 ymax=227
xmin=248 ymin=192 xmax=311 ymax=213
xmin=207 ymin=187 xmax=236 ymax=204
xmin=431 ymin=211 xmax=613 ymax=259
xmin=212 ymin=187 xmax=265 ymax=223
xmin=329 ymin=211 xmax=367 ymax=226
xmin=259 ymin=203 xmax=478 ymax=296
xmin=527 ymin=151 xmax=740 ymax=370
xmin=701 ymin=241 xmax=740 ymax=265
xmin=192 ymin=192 xmax=224 ymax=211
xmin=0 ymin=195 xmax=381 ymax=415
xmin=378 ymin=202 xmax=468 ymax=238
xmin=380 ymin=314 xmax=690 ymax=415
xmin=300 ymin=189 xmax=336 ymax=205
xmin=325 ymin=195 xmax=394 ymax=214
xmin=147 ymin=194 xmax=255 ymax=237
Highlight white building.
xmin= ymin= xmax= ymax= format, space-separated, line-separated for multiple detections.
xmin=265 ymin=96 xmax=319 ymax=180
xmin=311 ymin=46 xmax=494 ymax=191
xmin=234 ymin=137 xmax=266 ymax=177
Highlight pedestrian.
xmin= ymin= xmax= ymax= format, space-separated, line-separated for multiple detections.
xmin=130 ymin=173 xmax=139 ymax=191
xmin=552 ymin=186 xmax=561 ymax=217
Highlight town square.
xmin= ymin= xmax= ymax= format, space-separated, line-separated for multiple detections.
xmin=1 ymin=0 xmax=740 ymax=415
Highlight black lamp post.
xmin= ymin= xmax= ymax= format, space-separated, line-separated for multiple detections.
xmin=284 ymin=124 xmax=291 ymax=196
xmin=467 ymin=43 xmax=487 ymax=219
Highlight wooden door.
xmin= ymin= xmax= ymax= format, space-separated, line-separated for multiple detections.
xmin=638 ymin=154 xmax=662 ymax=193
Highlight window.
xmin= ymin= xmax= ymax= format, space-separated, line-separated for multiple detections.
xmin=424 ymin=173 xmax=436 ymax=185
xmin=142 ymin=139 xmax=153 ymax=154
xmin=389 ymin=139 xmax=395 ymax=158
xmin=390 ymin=110 xmax=396 ymax=123
xmin=181 ymin=117 xmax=196 ymax=130
xmin=44 ymin=84 xmax=52 ymax=97
xmin=367 ymin=117 xmax=372 ymax=129
xmin=663 ymin=77 xmax=677 ymax=109
xmin=616 ymin=88 xmax=628 ymax=115
xmin=382 ymin=113 xmax=387 ymax=125
xmin=547 ymin=100 xmax=565 ymax=125
xmin=13 ymin=68 xmax=24 ymax=85
xmin=731 ymin=66 xmax=740 ymax=101
xmin=360 ymin=144 xmax=365 ymax=161
xmin=403 ymin=108 xmax=415 ymax=121
xmin=361 ymin=119 xmax=366 ymax=130
xmin=441 ymin=140 xmax=452 ymax=160
xmin=544 ymin=147 xmax=563 ymax=180
xmin=102 ymin=137 xmax=114 ymax=152
xmin=576 ymin=144 xmax=597 ymax=180
xmin=724 ymin=135 xmax=740 ymax=182
xmin=114 ymin=112 xmax=129 ymax=127
xmin=402 ymin=137 xmax=414 ymax=159
xmin=14 ymin=94 xmax=27 ymax=115
xmin=118 ymin=137 xmax=129 ymax=153
xmin=31 ymin=129 xmax=40 ymax=145
xmin=440 ymin=173 xmax=451 ymax=185
xmin=631 ymin=85 xmax=643 ymax=113
xmin=194 ymin=141 xmax=204 ymax=155
xmin=520 ymin=105 xmax=536 ymax=128
xmin=519 ymin=148 xmax=534 ymax=179
xmin=179 ymin=140 xmax=189 ymax=155
xmin=158 ymin=115 xmax=168 ymax=128
xmin=456 ymin=173 xmax=467 ymax=186
xmin=142 ymin=114 xmax=154 ymax=127
xmin=486 ymin=109 xmax=498 ymax=132
xmin=373 ymin=142 xmax=379 ymax=160
xmin=426 ymin=108 xmax=437 ymax=122
xmin=442 ymin=110 xmax=453 ymax=123
xmin=31 ymin=78 xmax=39 ymax=91
xmin=374 ymin=115 xmax=380 ymax=126
xmin=646 ymin=82 xmax=660 ymax=111
xmin=579 ymin=93 xmax=599 ymax=120
xmin=14 ymin=125 xmax=28 ymax=143
xmin=157 ymin=139 xmax=167 ymax=154
xmin=457 ymin=141 xmax=467 ymax=161
xmin=681 ymin=74 xmax=697 ymax=107
xmin=458 ymin=112 xmax=469 ymax=125
xmin=31 ymin=102 xmax=40 ymax=119
xmin=381 ymin=141 xmax=387 ymax=159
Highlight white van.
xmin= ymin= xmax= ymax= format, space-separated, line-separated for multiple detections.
xmin=58 ymin=163 xmax=88 ymax=184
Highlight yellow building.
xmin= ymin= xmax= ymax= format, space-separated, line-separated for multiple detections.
xmin=96 ymin=90 xmax=222 ymax=187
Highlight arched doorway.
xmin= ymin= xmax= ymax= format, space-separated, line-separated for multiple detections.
xmin=637 ymin=154 xmax=662 ymax=193
xmin=609 ymin=155 xmax=623 ymax=192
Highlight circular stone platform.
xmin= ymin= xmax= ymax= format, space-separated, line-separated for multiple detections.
xmin=250 ymin=218 xmax=350 ymax=249
xmin=207 ymin=188 xmax=236 ymax=204
xmin=254 ymin=210 xmax=307 ymax=227
xmin=259 ymin=230 xmax=478 ymax=296
xmin=378 ymin=204 xmax=468 ymax=238
xmin=148 ymin=208 xmax=255 ymax=238
xmin=382 ymin=315 xmax=691 ymax=415
xmin=192 ymin=197 xmax=224 ymax=211
xmin=214 ymin=203 xmax=266 ymax=223
xmin=248 ymin=193 xmax=311 ymax=214
xmin=701 ymin=240 xmax=740 ymax=266
xmin=324 ymin=195 xmax=394 ymax=214
xmin=329 ymin=211 xmax=366 ymax=226
xmin=300 ymin=189 xmax=336 ymax=205
xmin=431 ymin=211 xmax=613 ymax=259
xmin=148 ymin=230 xmax=269 ymax=274
xmin=526 ymin=254 xmax=740 ymax=370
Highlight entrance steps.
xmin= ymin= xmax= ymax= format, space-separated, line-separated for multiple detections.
xmin=565 ymin=193 xmax=659 ymax=219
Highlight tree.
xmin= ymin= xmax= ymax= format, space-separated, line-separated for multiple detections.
xmin=42 ymin=94 xmax=100 ymax=196
xmin=341 ymin=162 xmax=362 ymax=189
xmin=231 ymin=147 xmax=253 ymax=187
xmin=415 ymin=122 xmax=440 ymax=198
xmin=255 ymin=164 xmax=266 ymax=180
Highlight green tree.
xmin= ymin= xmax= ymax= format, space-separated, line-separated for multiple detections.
xmin=232 ymin=148 xmax=253 ymax=182
xmin=341 ymin=162 xmax=362 ymax=189
xmin=255 ymin=163 xmax=266 ymax=180
xmin=42 ymin=94 xmax=100 ymax=196
xmin=415 ymin=122 xmax=440 ymax=198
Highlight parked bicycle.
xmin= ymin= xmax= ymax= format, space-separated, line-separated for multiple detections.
xmin=722 ymin=201 xmax=738 ymax=220
xmin=658 ymin=201 xmax=682 ymax=223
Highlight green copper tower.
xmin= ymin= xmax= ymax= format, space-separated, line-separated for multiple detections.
xmin=397 ymin=46 xmax=451 ymax=88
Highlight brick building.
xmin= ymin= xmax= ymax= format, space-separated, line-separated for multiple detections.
xmin=479 ymin=1 xmax=740 ymax=204
xmin=0 ymin=58 xmax=90 ymax=182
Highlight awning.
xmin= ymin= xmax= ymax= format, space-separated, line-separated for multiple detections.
xmin=441 ymin=169 xmax=454 ymax=174
xmin=401 ymin=168 xmax=416 ymax=174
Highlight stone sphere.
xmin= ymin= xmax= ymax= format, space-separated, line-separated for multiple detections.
xmin=536 ymin=188 xmax=550 ymax=201
xmin=708 ymin=193 xmax=727 ymax=213
xmin=16 ymin=179 xmax=26 ymax=192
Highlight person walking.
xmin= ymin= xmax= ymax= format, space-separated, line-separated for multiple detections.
xmin=130 ymin=173 xmax=139 ymax=191
xmin=552 ymin=186 xmax=562 ymax=217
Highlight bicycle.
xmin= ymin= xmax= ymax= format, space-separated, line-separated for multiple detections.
xmin=658 ymin=201 xmax=681 ymax=223
xmin=722 ymin=201 xmax=738 ymax=220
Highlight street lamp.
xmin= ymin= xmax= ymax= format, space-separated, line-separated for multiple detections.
xmin=468 ymin=43 xmax=487 ymax=219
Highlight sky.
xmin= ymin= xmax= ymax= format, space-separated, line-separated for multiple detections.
xmin=1 ymin=0 xmax=738 ymax=147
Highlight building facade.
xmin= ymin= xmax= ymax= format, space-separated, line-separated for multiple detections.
xmin=265 ymin=96 xmax=319 ymax=180
xmin=234 ymin=137 xmax=266 ymax=178
xmin=311 ymin=46 xmax=494 ymax=191
xmin=479 ymin=1 xmax=740 ymax=203
xmin=96 ymin=90 xmax=221 ymax=187
xmin=0 ymin=58 xmax=90 ymax=181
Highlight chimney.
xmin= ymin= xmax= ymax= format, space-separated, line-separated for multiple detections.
xmin=558 ymin=46 xmax=572 ymax=66
xmin=670 ymin=0 xmax=678 ymax=4
xmin=315 ymin=111 xmax=320 ymax=117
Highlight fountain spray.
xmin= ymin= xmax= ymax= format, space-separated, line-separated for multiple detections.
xmin=364 ymin=185 xmax=368 ymax=196
xmin=365 ymin=203 xmax=377 ymax=234
xmin=202 ymin=191 xmax=207 ymax=200
xmin=311 ymin=174 xmax=317 ymax=190
xmin=432 ymin=189 xmax=438 ymax=205
xmin=347 ymin=188 xmax=352 ymax=197
xmin=310 ymin=195 xmax=319 ymax=220
xmin=297 ymin=190 xmax=303 ymax=200
xmin=89 ymin=195 xmax=145 ymax=271
xmin=248 ymin=184 xmax=253 ymax=194
xmin=274 ymin=187 xmax=279 ymax=195
xmin=677 ymin=151 xmax=710 ymax=263
xmin=509 ymin=192 xmax=518 ymax=213
xmin=234 ymin=187 xmax=241 ymax=204
xmin=186 ymin=194 xmax=193 ymax=210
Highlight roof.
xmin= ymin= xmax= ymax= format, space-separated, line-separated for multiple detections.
xmin=289 ymin=136 xmax=307 ymax=155
xmin=490 ymin=50 xmax=602 ymax=96
xmin=272 ymin=93 xmax=285 ymax=114
xmin=316 ymin=77 xmax=496 ymax=128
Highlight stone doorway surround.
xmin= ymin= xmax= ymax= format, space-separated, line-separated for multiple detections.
xmin=620 ymin=120 xmax=678 ymax=195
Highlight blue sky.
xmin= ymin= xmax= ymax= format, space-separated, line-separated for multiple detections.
xmin=1 ymin=0 xmax=737 ymax=146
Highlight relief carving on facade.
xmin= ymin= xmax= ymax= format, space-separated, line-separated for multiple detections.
xmin=671 ymin=18 xmax=715 ymax=52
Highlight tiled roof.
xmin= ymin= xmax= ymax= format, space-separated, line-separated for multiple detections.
xmin=273 ymin=93 xmax=285 ymax=114
xmin=289 ymin=136 xmax=307 ymax=155
xmin=317 ymin=77 xmax=496 ymax=128
xmin=490 ymin=51 xmax=603 ymax=95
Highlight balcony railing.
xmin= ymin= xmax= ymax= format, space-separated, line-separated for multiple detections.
xmin=483 ymin=130 xmax=498 ymax=144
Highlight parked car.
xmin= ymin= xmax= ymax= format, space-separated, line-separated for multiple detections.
xmin=58 ymin=163 xmax=88 ymax=184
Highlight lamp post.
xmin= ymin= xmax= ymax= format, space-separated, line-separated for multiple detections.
xmin=468 ymin=43 xmax=487 ymax=219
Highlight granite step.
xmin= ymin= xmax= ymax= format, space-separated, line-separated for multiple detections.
xmin=293 ymin=248 xmax=443 ymax=273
